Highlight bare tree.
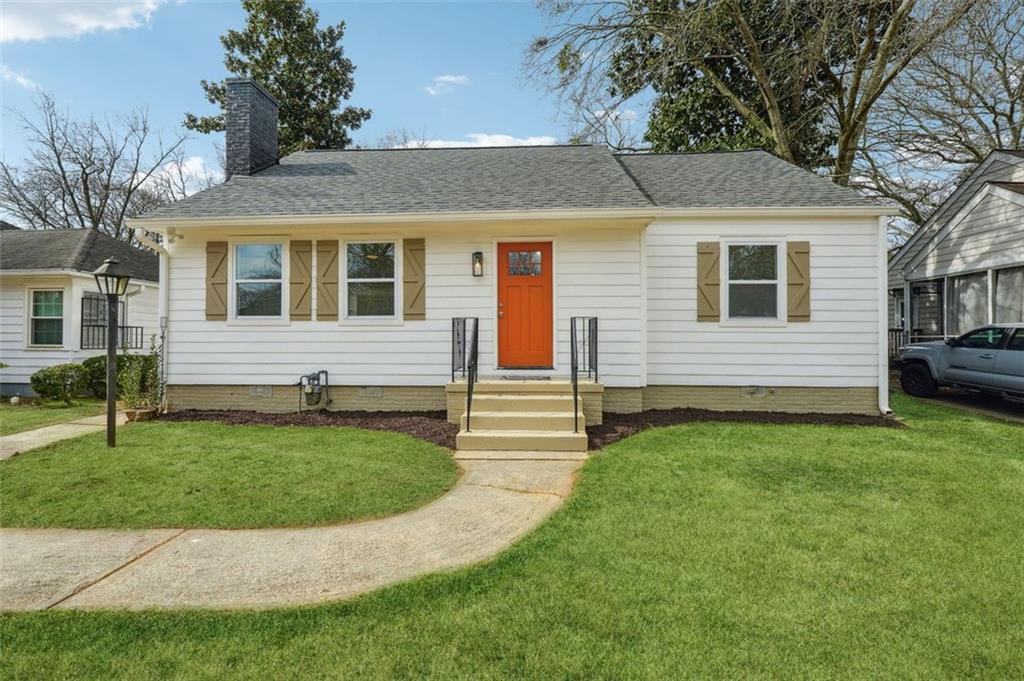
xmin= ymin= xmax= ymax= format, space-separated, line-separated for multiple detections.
xmin=528 ymin=0 xmax=978 ymax=183
xmin=373 ymin=128 xmax=435 ymax=149
xmin=0 ymin=94 xmax=186 ymax=244
xmin=854 ymin=0 xmax=1024 ymax=233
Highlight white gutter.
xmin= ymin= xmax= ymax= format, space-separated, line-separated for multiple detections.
xmin=128 ymin=204 xmax=895 ymax=230
xmin=877 ymin=216 xmax=892 ymax=415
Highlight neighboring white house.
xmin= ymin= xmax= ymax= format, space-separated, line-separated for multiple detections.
xmin=888 ymin=150 xmax=1024 ymax=348
xmin=129 ymin=79 xmax=893 ymax=450
xmin=0 ymin=225 xmax=160 ymax=396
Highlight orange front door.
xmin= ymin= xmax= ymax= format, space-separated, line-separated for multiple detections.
xmin=497 ymin=242 xmax=553 ymax=368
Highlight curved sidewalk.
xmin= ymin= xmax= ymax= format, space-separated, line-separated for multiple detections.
xmin=0 ymin=451 xmax=585 ymax=611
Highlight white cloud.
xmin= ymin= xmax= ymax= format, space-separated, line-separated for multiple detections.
xmin=140 ymin=155 xmax=223 ymax=198
xmin=1 ymin=64 xmax=40 ymax=90
xmin=1 ymin=1 xmax=163 ymax=43
xmin=410 ymin=134 xmax=558 ymax=148
xmin=424 ymin=74 xmax=470 ymax=96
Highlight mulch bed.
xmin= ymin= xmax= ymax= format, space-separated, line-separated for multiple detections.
xmin=159 ymin=410 xmax=459 ymax=449
xmin=587 ymin=408 xmax=903 ymax=450
xmin=159 ymin=407 xmax=901 ymax=452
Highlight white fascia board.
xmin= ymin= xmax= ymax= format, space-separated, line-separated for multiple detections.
xmin=130 ymin=205 xmax=894 ymax=230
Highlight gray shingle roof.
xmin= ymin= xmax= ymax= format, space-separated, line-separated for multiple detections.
xmin=142 ymin=145 xmax=653 ymax=219
xmin=139 ymin=145 xmax=882 ymax=221
xmin=0 ymin=229 xmax=158 ymax=282
xmin=614 ymin=150 xmax=881 ymax=208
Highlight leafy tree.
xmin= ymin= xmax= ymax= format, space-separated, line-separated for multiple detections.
xmin=184 ymin=0 xmax=371 ymax=155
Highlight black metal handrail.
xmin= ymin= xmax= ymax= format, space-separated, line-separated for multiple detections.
xmin=570 ymin=316 xmax=598 ymax=433
xmin=452 ymin=317 xmax=480 ymax=431
xmin=81 ymin=324 xmax=145 ymax=350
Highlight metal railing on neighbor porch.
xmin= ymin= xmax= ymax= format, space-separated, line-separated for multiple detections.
xmin=570 ymin=316 xmax=598 ymax=433
xmin=81 ymin=324 xmax=145 ymax=350
xmin=451 ymin=317 xmax=480 ymax=431
xmin=889 ymin=328 xmax=959 ymax=360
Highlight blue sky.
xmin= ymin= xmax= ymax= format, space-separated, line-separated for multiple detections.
xmin=1 ymin=1 xmax=586 ymax=182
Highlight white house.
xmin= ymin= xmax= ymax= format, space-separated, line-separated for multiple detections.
xmin=130 ymin=79 xmax=894 ymax=451
xmin=0 ymin=225 xmax=160 ymax=396
xmin=888 ymin=150 xmax=1024 ymax=348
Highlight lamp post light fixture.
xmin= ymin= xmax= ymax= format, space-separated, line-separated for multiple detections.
xmin=92 ymin=257 xmax=132 ymax=447
xmin=472 ymin=251 xmax=484 ymax=277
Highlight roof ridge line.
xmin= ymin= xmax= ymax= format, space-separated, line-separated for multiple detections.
xmin=611 ymin=154 xmax=658 ymax=206
xmin=298 ymin=144 xmax=589 ymax=154
xmin=68 ymin=228 xmax=97 ymax=272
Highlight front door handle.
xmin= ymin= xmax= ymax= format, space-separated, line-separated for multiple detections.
xmin=978 ymin=354 xmax=994 ymax=360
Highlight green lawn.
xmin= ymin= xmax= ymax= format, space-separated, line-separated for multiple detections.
xmin=0 ymin=421 xmax=458 ymax=529
xmin=0 ymin=398 xmax=105 ymax=436
xmin=2 ymin=394 xmax=1022 ymax=680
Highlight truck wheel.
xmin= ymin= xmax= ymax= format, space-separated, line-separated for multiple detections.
xmin=901 ymin=363 xmax=938 ymax=398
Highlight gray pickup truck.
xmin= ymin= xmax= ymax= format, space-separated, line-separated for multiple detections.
xmin=895 ymin=324 xmax=1024 ymax=401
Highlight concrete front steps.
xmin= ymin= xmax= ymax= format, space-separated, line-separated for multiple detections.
xmin=455 ymin=383 xmax=589 ymax=452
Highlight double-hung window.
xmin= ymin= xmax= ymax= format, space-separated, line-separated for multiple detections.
xmin=30 ymin=290 xmax=64 ymax=346
xmin=725 ymin=244 xmax=780 ymax=319
xmin=235 ymin=243 xmax=284 ymax=317
xmin=346 ymin=242 xmax=396 ymax=318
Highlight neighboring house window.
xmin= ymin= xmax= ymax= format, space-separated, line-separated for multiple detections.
xmin=235 ymin=243 xmax=283 ymax=317
xmin=994 ymin=266 xmax=1024 ymax=323
xmin=725 ymin=244 xmax=779 ymax=319
xmin=346 ymin=242 xmax=396 ymax=317
xmin=29 ymin=290 xmax=63 ymax=346
xmin=947 ymin=272 xmax=988 ymax=334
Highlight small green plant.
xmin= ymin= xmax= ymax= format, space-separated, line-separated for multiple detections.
xmin=29 ymin=363 xmax=88 ymax=405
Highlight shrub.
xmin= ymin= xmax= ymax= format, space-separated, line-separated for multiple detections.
xmin=29 ymin=363 xmax=88 ymax=405
xmin=84 ymin=353 xmax=158 ymax=402
xmin=82 ymin=355 xmax=109 ymax=398
xmin=118 ymin=353 xmax=159 ymax=409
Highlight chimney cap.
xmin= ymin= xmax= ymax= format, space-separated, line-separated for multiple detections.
xmin=225 ymin=77 xmax=280 ymax=108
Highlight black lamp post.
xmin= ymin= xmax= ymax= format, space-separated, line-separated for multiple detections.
xmin=92 ymin=257 xmax=132 ymax=447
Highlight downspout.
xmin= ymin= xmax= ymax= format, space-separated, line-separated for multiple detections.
xmin=136 ymin=231 xmax=170 ymax=412
xmin=877 ymin=217 xmax=892 ymax=415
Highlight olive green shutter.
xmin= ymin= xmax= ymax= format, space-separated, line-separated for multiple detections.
xmin=205 ymin=241 xmax=228 ymax=321
xmin=290 ymin=240 xmax=312 ymax=321
xmin=316 ymin=240 xmax=339 ymax=321
xmin=403 ymin=238 xmax=426 ymax=320
xmin=696 ymin=242 xmax=721 ymax=322
xmin=786 ymin=241 xmax=811 ymax=322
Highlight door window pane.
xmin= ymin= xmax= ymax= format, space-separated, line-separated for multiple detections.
xmin=1008 ymin=330 xmax=1024 ymax=351
xmin=729 ymin=283 xmax=778 ymax=318
xmin=995 ymin=267 xmax=1024 ymax=323
xmin=508 ymin=250 xmax=542 ymax=276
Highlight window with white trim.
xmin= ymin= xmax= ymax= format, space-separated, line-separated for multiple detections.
xmin=725 ymin=244 xmax=779 ymax=319
xmin=29 ymin=290 xmax=64 ymax=346
xmin=345 ymin=242 xmax=396 ymax=318
xmin=234 ymin=243 xmax=283 ymax=317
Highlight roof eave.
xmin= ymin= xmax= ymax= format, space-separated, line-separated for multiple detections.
xmin=130 ymin=204 xmax=893 ymax=230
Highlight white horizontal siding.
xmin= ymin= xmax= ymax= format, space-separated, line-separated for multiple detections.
xmin=913 ymin=193 xmax=1024 ymax=278
xmin=164 ymin=225 xmax=644 ymax=388
xmin=645 ymin=218 xmax=882 ymax=388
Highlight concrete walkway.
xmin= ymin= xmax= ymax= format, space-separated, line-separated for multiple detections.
xmin=0 ymin=412 xmax=127 ymax=460
xmin=0 ymin=450 xmax=585 ymax=611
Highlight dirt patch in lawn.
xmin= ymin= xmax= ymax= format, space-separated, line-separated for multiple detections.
xmin=588 ymin=408 xmax=903 ymax=450
xmin=159 ymin=410 xmax=459 ymax=449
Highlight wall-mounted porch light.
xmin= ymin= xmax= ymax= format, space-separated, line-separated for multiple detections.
xmin=472 ymin=251 xmax=484 ymax=277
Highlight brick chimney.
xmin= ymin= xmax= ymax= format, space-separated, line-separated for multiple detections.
xmin=225 ymin=78 xmax=279 ymax=179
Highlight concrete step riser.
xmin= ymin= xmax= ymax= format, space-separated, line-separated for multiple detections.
xmin=461 ymin=413 xmax=585 ymax=431
xmin=456 ymin=431 xmax=589 ymax=452
xmin=470 ymin=396 xmax=581 ymax=412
